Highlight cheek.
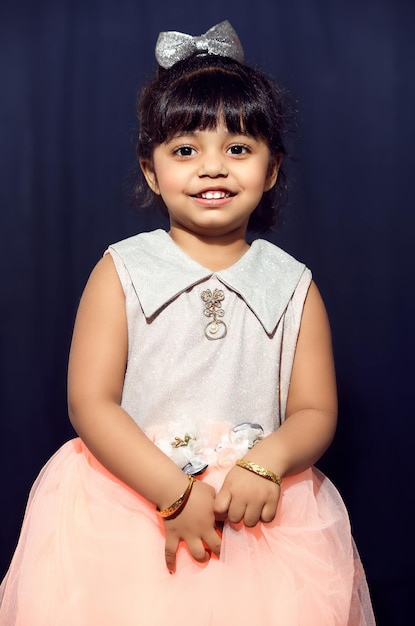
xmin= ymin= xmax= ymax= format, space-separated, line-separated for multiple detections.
xmin=250 ymin=172 xmax=271 ymax=194
xmin=242 ymin=160 xmax=273 ymax=192
xmin=153 ymin=165 xmax=182 ymax=195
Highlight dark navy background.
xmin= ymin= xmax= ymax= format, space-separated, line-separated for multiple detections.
xmin=1 ymin=2 xmax=413 ymax=624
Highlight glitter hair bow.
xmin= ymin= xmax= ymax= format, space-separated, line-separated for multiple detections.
xmin=155 ymin=21 xmax=244 ymax=69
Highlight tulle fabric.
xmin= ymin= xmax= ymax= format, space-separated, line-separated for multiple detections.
xmin=0 ymin=439 xmax=375 ymax=625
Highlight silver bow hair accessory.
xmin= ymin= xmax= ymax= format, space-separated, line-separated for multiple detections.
xmin=155 ymin=21 xmax=244 ymax=69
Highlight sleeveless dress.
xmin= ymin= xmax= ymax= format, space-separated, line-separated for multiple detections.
xmin=0 ymin=230 xmax=376 ymax=625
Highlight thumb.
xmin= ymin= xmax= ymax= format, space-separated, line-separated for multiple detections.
xmin=213 ymin=487 xmax=231 ymax=518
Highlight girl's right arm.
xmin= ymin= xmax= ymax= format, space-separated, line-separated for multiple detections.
xmin=67 ymin=253 xmax=221 ymax=572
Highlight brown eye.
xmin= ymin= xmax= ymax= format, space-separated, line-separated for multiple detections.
xmin=174 ymin=146 xmax=196 ymax=157
xmin=227 ymin=144 xmax=250 ymax=155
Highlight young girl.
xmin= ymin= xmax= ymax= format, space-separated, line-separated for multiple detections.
xmin=0 ymin=21 xmax=375 ymax=626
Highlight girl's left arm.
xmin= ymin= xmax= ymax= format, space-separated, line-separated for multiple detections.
xmin=214 ymin=280 xmax=338 ymax=526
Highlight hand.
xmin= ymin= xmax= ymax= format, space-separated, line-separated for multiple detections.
xmin=163 ymin=480 xmax=221 ymax=573
xmin=213 ymin=465 xmax=280 ymax=526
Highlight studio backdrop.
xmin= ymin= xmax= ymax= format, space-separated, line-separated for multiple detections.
xmin=1 ymin=1 xmax=413 ymax=624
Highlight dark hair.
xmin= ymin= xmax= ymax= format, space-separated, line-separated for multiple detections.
xmin=134 ymin=54 xmax=291 ymax=232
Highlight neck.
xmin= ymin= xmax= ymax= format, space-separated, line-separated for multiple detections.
xmin=168 ymin=225 xmax=251 ymax=271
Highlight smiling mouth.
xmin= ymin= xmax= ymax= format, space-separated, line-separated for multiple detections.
xmin=194 ymin=190 xmax=235 ymax=200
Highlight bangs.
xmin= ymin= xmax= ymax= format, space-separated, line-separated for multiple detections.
xmin=152 ymin=67 xmax=272 ymax=143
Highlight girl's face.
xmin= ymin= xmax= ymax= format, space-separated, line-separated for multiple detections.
xmin=140 ymin=123 xmax=280 ymax=239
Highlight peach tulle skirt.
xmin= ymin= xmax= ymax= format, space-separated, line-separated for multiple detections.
xmin=0 ymin=439 xmax=375 ymax=625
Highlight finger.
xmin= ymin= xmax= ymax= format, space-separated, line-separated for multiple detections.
xmin=214 ymin=509 xmax=228 ymax=522
xmin=213 ymin=488 xmax=231 ymax=516
xmin=227 ymin=499 xmax=246 ymax=524
xmin=187 ymin=539 xmax=210 ymax=563
xmin=165 ymin=536 xmax=180 ymax=574
xmin=261 ymin=500 xmax=278 ymax=523
xmin=203 ymin=529 xmax=222 ymax=558
xmin=243 ymin=502 xmax=262 ymax=527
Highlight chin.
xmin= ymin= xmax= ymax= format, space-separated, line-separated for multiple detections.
xmin=199 ymin=225 xmax=247 ymax=240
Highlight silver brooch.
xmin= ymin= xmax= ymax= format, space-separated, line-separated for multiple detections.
xmin=201 ymin=288 xmax=227 ymax=340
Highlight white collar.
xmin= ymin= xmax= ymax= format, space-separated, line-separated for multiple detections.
xmin=110 ymin=230 xmax=307 ymax=335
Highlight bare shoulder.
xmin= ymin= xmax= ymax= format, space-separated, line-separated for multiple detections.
xmin=81 ymin=252 xmax=124 ymax=298
xmin=302 ymin=280 xmax=331 ymax=328
xmin=296 ymin=279 xmax=334 ymax=360
xmin=71 ymin=254 xmax=125 ymax=327
xmin=292 ymin=280 xmax=333 ymax=356
xmin=68 ymin=252 xmax=127 ymax=416
xmin=286 ymin=279 xmax=337 ymax=418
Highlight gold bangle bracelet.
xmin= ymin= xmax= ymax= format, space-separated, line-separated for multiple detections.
xmin=157 ymin=475 xmax=196 ymax=519
xmin=236 ymin=459 xmax=282 ymax=486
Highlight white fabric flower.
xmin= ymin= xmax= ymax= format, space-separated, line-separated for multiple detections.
xmin=148 ymin=421 xmax=264 ymax=473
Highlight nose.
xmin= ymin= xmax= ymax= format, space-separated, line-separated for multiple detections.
xmin=197 ymin=152 xmax=228 ymax=177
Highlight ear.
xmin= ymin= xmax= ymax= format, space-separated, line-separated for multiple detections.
xmin=264 ymin=154 xmax=283 ymax=192
xmin=140 ymin=159 xmax=160 ymax=195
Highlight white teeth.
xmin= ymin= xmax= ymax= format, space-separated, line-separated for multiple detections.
xmin=200 ymin=191 xmax=229 ymax=199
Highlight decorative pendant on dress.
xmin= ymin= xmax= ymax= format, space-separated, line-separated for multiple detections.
xmin=201 ymin=288 xmax=227 ymax=340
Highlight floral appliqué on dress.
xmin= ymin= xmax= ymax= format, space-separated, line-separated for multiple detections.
xmin=149 ymin=421 xmax=264 ymax=475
